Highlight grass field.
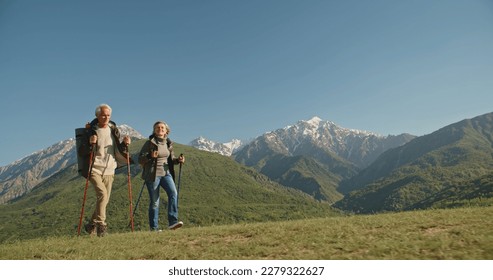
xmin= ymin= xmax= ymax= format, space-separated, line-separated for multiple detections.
xmin=1 ymin=205 xmax=492 ymax=260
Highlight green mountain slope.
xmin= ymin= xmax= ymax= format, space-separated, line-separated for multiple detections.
xmin=0 ymin=141 xmax=337 ymax=243
xmin=335 ymin=112 xmax=493 ymax=213
xmin=259 ymin=154 xmax=343 ymax=203
xmin=234 ymin=137 xmax=356 ymax=202
xmin=411 ymin=173 xmax=493 ymax=209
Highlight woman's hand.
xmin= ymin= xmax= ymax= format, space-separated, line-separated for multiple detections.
xmin=151 ymin=150 xmax=159 ymax=158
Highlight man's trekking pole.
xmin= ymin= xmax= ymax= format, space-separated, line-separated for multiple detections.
xmin=77 ymin=144 xmax=95 ymax=236
xmin=126 ymin=145 xmax=134 ymax=232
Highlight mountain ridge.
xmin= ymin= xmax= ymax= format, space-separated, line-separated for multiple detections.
xmin=232 ymin=117 xmax=414 ymax=202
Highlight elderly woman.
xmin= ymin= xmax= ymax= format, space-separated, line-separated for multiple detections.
xmin=138 ymin=121 xmax=185 ymax=231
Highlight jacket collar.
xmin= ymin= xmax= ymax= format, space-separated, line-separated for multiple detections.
xmin=90 ymin=118 xmax=116 ymax=130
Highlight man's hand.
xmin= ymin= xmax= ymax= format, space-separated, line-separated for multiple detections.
xmin=123 ymin=135 xmax=131 ymax=146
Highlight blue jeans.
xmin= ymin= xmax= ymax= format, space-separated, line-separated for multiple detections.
xmin=146 ymin=171 xmax=178 ymax=230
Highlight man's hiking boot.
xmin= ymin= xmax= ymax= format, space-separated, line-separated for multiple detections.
xmin=168 ymin=221 xmax=183 ymax=230
xmin=97 ymin=224 xmax=108 ymax=237
xmin=84 ymin=223 xmax=97 ymax=236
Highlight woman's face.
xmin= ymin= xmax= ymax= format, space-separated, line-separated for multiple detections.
xmin=154 ymin=123 xmax=167 ymax=138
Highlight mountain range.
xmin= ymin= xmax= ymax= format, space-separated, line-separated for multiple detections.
xmin=1 ymin=113 xmax=492 ymax=217
xmin=233 ymin=117 xmax=414 ymax=202
xmin=197 ymin=114 xmax=493 ymax=211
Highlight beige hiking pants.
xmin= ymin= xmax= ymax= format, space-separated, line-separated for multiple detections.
xmin=89 ymin=173 xmax=114 ymax=226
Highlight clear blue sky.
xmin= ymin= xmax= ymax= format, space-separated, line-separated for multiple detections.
xmin=1 ymin=0 xmax=492 ymax=167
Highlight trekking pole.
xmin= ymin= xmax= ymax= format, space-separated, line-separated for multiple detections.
xmin=128 ymin=181 xmax=145 ymax=227
xmin=126 ymin=145 xmax=134 ymax=232
xmin=77 ymin=144 xmax=95 ymax=236
xmin=177 ymin=153 xmax=183 ymax=208
xmin=128 ymin=148 xmax=156 ymax=227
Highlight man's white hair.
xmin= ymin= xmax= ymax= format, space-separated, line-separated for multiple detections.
xmin=95 ymin=103 xmax=112 ymax=117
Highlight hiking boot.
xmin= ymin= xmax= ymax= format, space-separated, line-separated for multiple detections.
xmin=97 ymin=224 xmax=108 ymax=237
xmin=168 ymin=221 xmax=183 ymax=230
xmin=84 ymin=223 xmax=97 ymax=236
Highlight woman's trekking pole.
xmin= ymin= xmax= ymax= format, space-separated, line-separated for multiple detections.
xmin=177 ymin=153 xmax=183 ymax=208
xmin=126 ymin=145 xmax=134 ymax=232
xmin=77 ymin=144 xmax=95 ymax=236
xmin=128 ymin=181 xmax=145 ymax=227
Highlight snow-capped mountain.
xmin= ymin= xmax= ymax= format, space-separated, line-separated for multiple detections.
xmin=0 ymin=125 xmax=144 ymax=204
xmin=189 ymin=117 xmax=415 ymax=167
xmin=189 ymin=136 xmax=243 ymax=156
xmin=0 ymin=139 xmax=76 ymax=204
xmin=117 ymin=124 xmax=145 ymax=141
xmin=236 ymin=116 xmax=415 ymax=169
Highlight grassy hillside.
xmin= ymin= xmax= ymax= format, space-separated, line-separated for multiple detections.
xmin=0 ymin=142 xmax=336 ymax=243
xmin=1 ymin=206 xmax=492 ymax=260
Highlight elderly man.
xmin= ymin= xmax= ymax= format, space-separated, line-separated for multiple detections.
xmin=78 ymin=103 xmax=132 ymax=237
